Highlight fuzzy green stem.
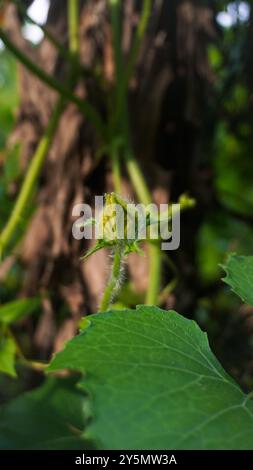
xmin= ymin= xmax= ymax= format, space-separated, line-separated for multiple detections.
xmin=0 ymin=98 xmax=64 ymax=255
xmin=99 ymin=246 xmax=123 ymax=311
xmin=0 ymin=29 xmax=105 ymax=138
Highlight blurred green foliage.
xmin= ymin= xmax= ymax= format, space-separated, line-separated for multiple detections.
xmin=0 ymin=49 xmax=18 ymax=150
xmin=198 ymin=1 xmax=253 ymax=290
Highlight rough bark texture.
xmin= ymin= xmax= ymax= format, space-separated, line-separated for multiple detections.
xmin=5 ymin=0 xmax=216 ymax=355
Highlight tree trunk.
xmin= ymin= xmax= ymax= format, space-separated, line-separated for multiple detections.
xmin=5 ymin=0 xmax=216 ymax=355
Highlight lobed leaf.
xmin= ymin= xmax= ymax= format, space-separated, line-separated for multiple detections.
xmin=49 ymin=306 xmax=253 ymax=450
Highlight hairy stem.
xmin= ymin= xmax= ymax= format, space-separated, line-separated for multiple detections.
xmin=99 ymin=246 xmax=123 ymax=311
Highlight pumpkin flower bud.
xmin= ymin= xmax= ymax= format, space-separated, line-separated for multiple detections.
xmin=82 ymin=193 xmax=141 ymax=260
xmin=81 ymin=192 xmax=196 ymax=260
xmin=98 ymin=193 xmax=129 ymax=243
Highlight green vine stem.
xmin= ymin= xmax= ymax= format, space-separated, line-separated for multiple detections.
xmin=68 ymin=0 xmax=79 ymax=58
xmin=7 ymin=324 xmax=48 ymax=371
xmin=124 ymin=132 xmax=162 ymax=306
xmin=0 ymin=29 xmax=106 ymax=138
xmin=15 ymin=0 xmax=69 ymax=55
xmin=109 ymin=0 xmax=123 ymax=113
xmin=108 ymin=0 xmax=123 ymax=194
xmin=0 ymin=0 xmax=83 ymax=372
xmin=125 ymin=150 xmax=152 ymax=206
xmin=0 ymin=0 xmax=81 ymax=256
xmin=125 ymin=0 xmax=152 ymax=85
xmin=110 ymin=0 xmax=152 ymax=133
xmin=111 ymin=144 xmax=122 ymax=194
xmin=108 ymin=0 xmax=161 ymax=305
xmin=99 ymin=246 xmax=124 ymax=311
xmin=146 ymin=242 xmax=162 ymax=305
xmin=0 ymin=98 xmax=65 ymax=256
xmin=126 ymin=177 xmax=162 ymax=309
xmin=14 ymin=0 xmax=89 ymax=75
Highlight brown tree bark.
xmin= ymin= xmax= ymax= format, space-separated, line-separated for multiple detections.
xmin=5 ymin=0 xmax=216 ymax=355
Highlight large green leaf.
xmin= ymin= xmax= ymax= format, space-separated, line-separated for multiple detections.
xmin=49 ymin=306 xmax=253 ymax=450
xmin=222 ymin=254 xmax=253 ymax=306
xmin=0 ymin=377 xmax=90 ymax=450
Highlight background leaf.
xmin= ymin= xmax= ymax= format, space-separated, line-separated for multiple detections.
xmin=49 ymin=306 xmax=253 ymax=450
xmin=0 ymin=377 xmax=90 ymax=450
xmin=0 ymin=298 xmax=40 ymax=325
xmin=0 ymin=336 xmax=16 ymax=377
xmin=221 ymin=254 xmax=253 ymax=306
xmin=0 ymin=49 xmax=18 ymax=150
xmin=3 ymin=142 xmax=21 ymax=186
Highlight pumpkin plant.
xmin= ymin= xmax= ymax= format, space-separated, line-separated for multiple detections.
xmin=0 ymin=0 xmax=253 ymax=452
